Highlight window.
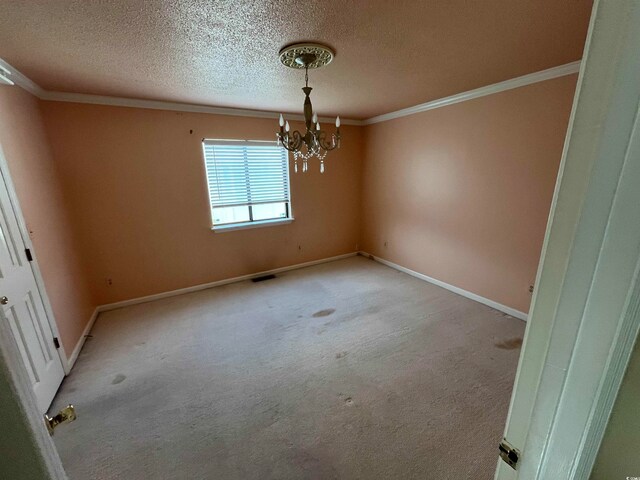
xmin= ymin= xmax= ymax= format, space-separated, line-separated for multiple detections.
xmin=202 ymin=140 xmax=291 ymax=230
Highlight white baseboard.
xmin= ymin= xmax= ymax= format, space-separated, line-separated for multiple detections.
xmin=63 ymin=252 xmax=358 ymax=374
xmin=97 ymin=252 xmax=359 ymax=313
xmin=359 ymin=251 xmax=528 ymax=321
xmin=64 ymin=250 xmax=524 ymax=374
xmin=64 ymin=306 xmax=100 ymax=373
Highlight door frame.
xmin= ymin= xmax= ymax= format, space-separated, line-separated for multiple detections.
xmin=496 ymin=0 xmax=640 ymax=478
xmin=1 ymin=1 xmax=638 ymax=479
xmin=0 ymin=145 xmax=69 ymax=374
xmin=0 ymin=299 xmax=67 ymax=479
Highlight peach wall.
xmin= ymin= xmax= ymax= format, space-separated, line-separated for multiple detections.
xmin=40 ymin=103 xmax=362 ymax=305
xmin=0 ymin=87 xmax=95 ymax=354
xmin=361 ymin=75 xmax=578 ymax=314
xmin=4 ymin=71 xmax=572 ymax=345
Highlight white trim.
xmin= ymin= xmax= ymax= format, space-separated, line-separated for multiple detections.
xmin=359 ymin=251 xmax=528 ymax=321
xmin=578 ymin=272 xmax=640 ymax=477
xmin=0 ymin=64 xmax=15 ymax=86
xmin=97 ymin=252 xmax=358 ymax=313
xmin=203 ymin=138 xmax=284 ymax=147
xmin=40 ymin=90 xmax=364 ymax=126
xmin=64 ymin=307 xmax=99 ymax=373
xmin=0 ymin=58 xmax=45 ymax=97
xmin=212 ymin=218 xmax=293 ymax=232
xmin=363 ymin=61 xmax=581 ymax=125
xmin=1 ymin=56 xmax=580 ymax=126
xmin=0 ymin=57 xmax=362 ymax=126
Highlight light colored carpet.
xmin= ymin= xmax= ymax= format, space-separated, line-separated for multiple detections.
xmin=50 ymin=255 xmax=524 ymax=479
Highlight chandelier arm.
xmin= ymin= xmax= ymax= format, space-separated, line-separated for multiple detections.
xmin=277 ymin=134 xmax=290 ymax=151
xmin=279 ymin=130 xmax=304 ymax=152
xmin=315 ymin=130 xmax=340 ymax=151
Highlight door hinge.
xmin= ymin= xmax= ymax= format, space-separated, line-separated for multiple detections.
xmin=45 ymin=404 xmax=76 ymax=435
xmin=499 ymin=439 xmax=520 ymax=470
xmin=25 ymin=248 xmax=33 ymax=262
xmin=53 ymin=337 xmax=60 ymax=349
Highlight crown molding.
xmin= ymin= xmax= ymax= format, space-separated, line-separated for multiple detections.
xmin=0 ymin=58 xmax=45 ymax=97
xmin=1 ymin=57 xmax=580 ymax=126
xmin=0 ymin=58 xmax=363 ymax=126
xmin=38 ymin=90 xmax=363 ymax=125
xmin=362 ymin=60 xmax=582 ymax=125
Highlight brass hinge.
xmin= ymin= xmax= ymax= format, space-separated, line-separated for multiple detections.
xmin=499 ymin=439 xmax=520 ymax=470
xmin=44 ymin=404 xmax=76 ymax=435
xmin=25 ymin=248 xmax=33 ymax=262
xmin=53 ymin=337 xmax=60 ymax=349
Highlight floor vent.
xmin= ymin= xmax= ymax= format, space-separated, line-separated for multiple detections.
xmin=251 ymin=274 xmax=276 ymax=283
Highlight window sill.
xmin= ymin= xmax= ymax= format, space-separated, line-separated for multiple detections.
xmin=211 ymin=218 xmax=294 ymax=233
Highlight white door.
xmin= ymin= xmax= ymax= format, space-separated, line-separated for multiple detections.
xmin=0 ymin=165 xmax=64 ymax=413
xmin=495 ymin=1 xmax=640 ymax=478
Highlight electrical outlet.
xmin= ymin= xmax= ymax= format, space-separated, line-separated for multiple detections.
xmin=529 ymin=285 xmax=534 ymax=293
xmin=106 ymin=278 xmax=113 ymax=286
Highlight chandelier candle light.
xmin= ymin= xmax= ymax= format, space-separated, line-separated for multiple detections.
xmin=277 ymin=43 xmax=341 ymax=173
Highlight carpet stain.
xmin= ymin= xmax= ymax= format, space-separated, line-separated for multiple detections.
xmin=111 ymin=373 xmax=127 ymax=385
xmin=495 ymin=337 xmax=523 ymax=350
xmin=289 ymin=447 xmax=337 ymax=477
xmin=344 ymin=397 xmax=354 ymax=406
xmin=335 ymin=351 xmax=348 ymax=359
xmin=312 ymin=308 xmax=335 ymax=318
xmin=260 ymin=404 xmax=281 ymax=426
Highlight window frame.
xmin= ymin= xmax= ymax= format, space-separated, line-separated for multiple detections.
xmin=201 ymin=139 xmax=293 ymax=232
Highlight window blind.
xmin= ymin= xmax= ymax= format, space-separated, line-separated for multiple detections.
xmin=203 ymin=140 xmax=290 ymax=209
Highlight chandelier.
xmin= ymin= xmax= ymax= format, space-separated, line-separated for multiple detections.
xmin=277 ymin=43 xmax=341 ymax=173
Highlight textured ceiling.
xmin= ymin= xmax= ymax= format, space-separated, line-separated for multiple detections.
xmin=0 ymin=0 xmax=593 ymax=120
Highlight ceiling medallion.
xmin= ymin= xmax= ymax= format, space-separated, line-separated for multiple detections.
xmin=278 ymin=43 xmax=334 ymax=70
xmin=277 ymin=43 xmax=340 ymax=173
